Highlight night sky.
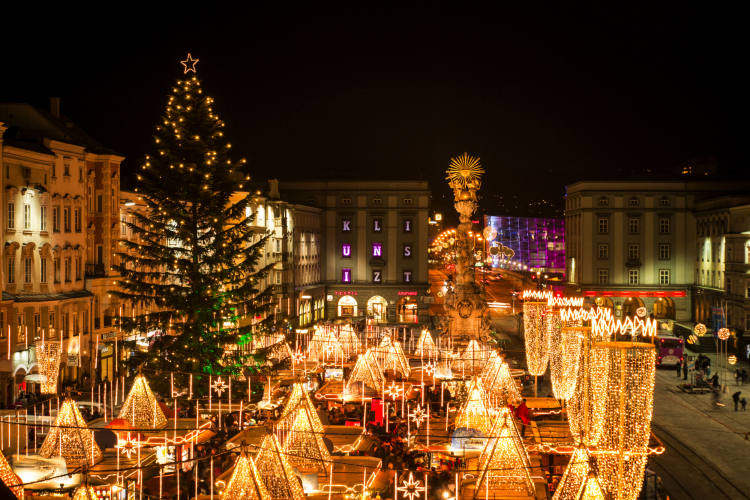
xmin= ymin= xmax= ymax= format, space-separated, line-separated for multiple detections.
xmin=4 ymin=5 xmax=746 ymax=225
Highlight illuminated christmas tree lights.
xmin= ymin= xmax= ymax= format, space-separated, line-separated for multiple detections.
xmin=39 ymin=397 xmax=103 ymax=465
xmin=338 ymin=325 xmax=362 ymax=357
xmin=223 ymin=447 xmax=271 ymax=500
xmin=451 ymin=340 xmax=488 ymax=374
xmin=254 ymin=434 xmax=306 ymax=500
xmin=381 ymin=339 xmax=411 ymax=378
xmin=0 ymin=451 xmax=22 ymax=499
xmin=454 ymin=377 xmax=492 ymax=435
xmin=282 ymin=401 xmax=331 ymax=473
xmin=551 ymin=444 xmax=593 ymax=500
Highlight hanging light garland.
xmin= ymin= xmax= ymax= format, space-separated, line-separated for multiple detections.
xmin=567 ymin=327 xmax=609 ymax=447
xmin=550 ymin=326 xmax=585 ymax=401
xmin=523 ymin=301 xmax=549 ymax=376
xmin=591 ymin=316 xmax=658 ymax=341
xmin=36 ymin=341 xmax=62 ymax=394
xmin=594 ymin=341 xmax=656 ymax=500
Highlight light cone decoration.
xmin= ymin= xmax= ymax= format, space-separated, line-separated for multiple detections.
xmin=414 ymin=329 xmax=439 ymax=358
xmin=0 ymin=452 xmax=22 ymax=499
xmin=347 ymin=349 xmax=385 ymax=394
xmin=375 ymin=335 xmax=394 ymax=367
xmin=550 ymin=326 xmax=585 ymax=401
xmin=523 ymin=302 xmax=549 ymax=375
xmin=223 ymin=448 xmax=271 ymax=500
xmin=72 ymin=484 xmax=99 ymax=500
xmin=454 ymin=377 xmax=492 ymax=435
xmin=282 ymin=401 xmax=331 ymax=473
xmin=381 ymin=339 xmax=411 ymax=377
xmin=338 ymin=325 xmax=362 ymax=357
xmin=37 ymin=341 xmax=62 ymax=394
xmin=308 ymin=325 xmax=343 ymax=361
xmin=486 ymin=360 xmax=522 ymax=404
xmin=551 ymin=444 xmax=593 ymax=500
xmin=39 ymin=397 xmax=103 ymax=464
xmin=594 ymin=342 xmax=656 ymax=500
xmin=474 ymin=410 xmax=535 ymax=497
xmin=278 ymin=383 xmax=321 ymax=425
xmin=575 ymin=472 xmax=606 ymax=500
xmin=118 ymin=373 xmax=167 ymax=428
xmin=567 ymin=327 xmax=608 ymax=446
xmin=451 ymin=340 xmax=488 ymax=374
xmin=269 ymin=340 xmax=294 ymax=362
xmin=254 ymin=434 xmax=306 ymax=500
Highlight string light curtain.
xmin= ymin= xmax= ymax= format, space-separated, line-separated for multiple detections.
xmin=37 ymin=341 xmax=62 ymax=394
xmin=474 ymin=410 xmax=535 ymax=496
xmin=347 ymin=348 xmax=385 ymax=394
xmin=454 ymin=377 xmax=492 ymax=434
xmin=282 ymin=401 xmax=331 ymax=473
xmin=550 ymin=324 xmax=584 ymax=401
xmin=594 ymin=341 xmax=656 ymax=500
xmin=119 ymin=373 xmax=168 ymax=428
xmin=451 ymin=340 xmax=488 ymax=374
xmin=567 ymin=327 xmax=609 ymax=446
xmin=0 ymin=452 xmax=22 ymax=499
xmin=223 ymin=449 xmax=271 ymax=500
xmin=523 ymin=302 xmax=549 ymax=375
xmin=254 ymin=434 xmax=306 ymax=500
xmin=414 ymin=329 xmax=439 ymax=358
xmin=39 ymin=397 xmax=103 ymax=464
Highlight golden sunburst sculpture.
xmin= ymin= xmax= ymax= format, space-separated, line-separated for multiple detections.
xmin=447 ymin=152 xmax=484 ymax=190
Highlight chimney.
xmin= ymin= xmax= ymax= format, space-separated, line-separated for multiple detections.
xmin=50 ymin=97 xmax=60 ymax=119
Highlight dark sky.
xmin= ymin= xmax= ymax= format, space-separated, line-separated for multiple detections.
xmin=3 ymin=4 xmax=746 ymax=225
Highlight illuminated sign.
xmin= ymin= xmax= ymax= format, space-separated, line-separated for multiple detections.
xmin=472 ymin=220 xmax=480 ymax=224
xmin=101 ymin=331 xmax=117 ymax=341
xmin=584 ymin=290 xmax=687 ymax=298
xmin=398 ymin=291 xmax=418 ymax=296
xmin=334 ymin=291 xmax=358 ymax=296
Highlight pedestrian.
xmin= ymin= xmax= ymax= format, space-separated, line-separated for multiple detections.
xmin=742 ymin=368 xmax=748 ymax=385
xmin=683 ymin=361 xmax=688 ymax=381
xmin=732 ymin=391 xmax=741 ymax=411
xmin=676 ymin=359 xmax=682 ymax=377
xmin=741 ymin=397 xmax=747 ymax=412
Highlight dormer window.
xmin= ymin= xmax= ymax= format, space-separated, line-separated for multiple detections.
xmin=403 ymin=197 xmax=413 ymax=205
xmin=629 ymin=196 xmax=639 ymax=206
xmin=306 ymin=197 xmax=316 ymax=205
xmin=342 ymin=197 xmax=352 ymax=205
xmin=598 ymin=196 xmax=609 ymax=206
xmin=660 ymin=196 xmax=670 ymax=206
xmin=373 ymin=196 xmax=382 ymax=205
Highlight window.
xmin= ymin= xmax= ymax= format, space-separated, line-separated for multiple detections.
xmin=54 ymin=258 xmax=60 ymax=283
xmin=598 ymin=244 xmax=609 ymax=259
xmin=49 ymin=312 xmax=55 ymax=337
xmin=65 ymin=258 xmax=71 ymax=282
xmin=64 ymin=163 xmax=70 ymax=176
xmin=373 ymin=196 xmax=382 ymax=205
xmin=0 ymin=312 xmax=4 ymax=339
xmin=629 ymin=196 xmax=639 ymax=206
xmin=598 ymin=197 xmax=608 ymax=206
xmin=53 ymin=207 xmax=59 ymax=231
xmin=747 ymin=281 xmax=750 ymax=299
xmin=41 ymin=258 xmax=47 ymax=283
xmin=629 ymin=218 xmax=639 ymax=234
xmin=23 ymin=202 xmax=31 ymax=230
xmin=404 ymin=244 xmax=412 ymax=258
xmin=24 ymin=257 xmax=32 ymax=284
xmin=403 ymin=269 xmax=412 ymax=283
xmin=76 ymin=257 xmax=81 ymax=280
xmin=727 ymin=277 xmax=732 ymax=293
xmin=121 ymin=215 xmax=127 ymax=235
xmin=97 ymin=194 xmax=103 ymax=213
xmin=7 ymin=202 xmax=14 ymax=229
xmin=629 ymin=269 xmax=639 ymax=285
xmin=18 ymin=314 xmax=26 ymax=343
xmin=373 ymin=218 xmax=382 ymax=232
xmin=7 ymin=258 xmax=14 ymax=285
xmin=306 ymin=197 xmax=316 ymax=205
xmin=342 ymin=268 xmax=351 ymax=283
xmin=342 ymin=219 xmax=351 ymax=232
xmin=112 ymin=188 xmax=117 ymax=215
xmin=275 ymin=271 xmax=282 ymax=285
xmin=274 ymin=239 xmax=281 ymax=253
xmin=79 ymin=167 xmax=83 ymax=181
xmin=628 ymin=244 xmax=639 ymax=260
xmin=75 ymin=208 xmax=81 ymax=232
xmin=342 ymin=244 xmax=351 ymax=258
xmin=660 ymin=270 xmax=670 ymax=285
xmin=372 ymin=243 xmax=382 ymax=257
xmin=88 ymin=187 xmax=93 ymax=214
xmin=62 ymin=314 xmax=68 ymax=338
xmin=403 ymin=197 xmax=413 ymax=205
xmin=64 ymin=207 xmax=70 ymax=232
xmin=34 ymin=314 xmax=41 ymax=340
xmin=598 ymin=269 xmax=608 ymax=284
xmin=97 ymin=245 xmax=103 ymax=264
xmin=598 ymin=218 xmax=608 ymax=234
xmin=659 ymin=244 xmax=670 ymax=260
xmin=372 ymin=268 xmax=382 ymax=283
xmin=40 ymin=206 xmax=47 ymax=232
xmin=660 ymin=196 xmax=670 ymax=206
xmin=660 ymin=218 xmax=670 ymax=234
xmin=342 ymin=197 xmax=352 ymax=205
xmin=403 ymin=218 xmax=412 ymax=233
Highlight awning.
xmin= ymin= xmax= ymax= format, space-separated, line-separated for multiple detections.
xmin=24 ymin=373 xmax=41 ymax=383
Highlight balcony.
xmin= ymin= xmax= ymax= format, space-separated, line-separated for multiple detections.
xmin=86 ymin=263 xmax=106 ymax=278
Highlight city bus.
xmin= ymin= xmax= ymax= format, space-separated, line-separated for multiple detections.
xmin=656 ymin=332 xmax=684 ymax=367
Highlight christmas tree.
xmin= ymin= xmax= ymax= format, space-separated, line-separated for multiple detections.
xmin=254 ymin=434 xmax=306 ymax=500
xmin=118 ymin=372 xmax=168 ymax=428
xmin=39 ymin=397 xmax=102 ymax=465
xmin=0 ymin=451 xmax=22 ymax=499
xmin=223 ymin=448 xmax=271 ymax=500
xmin=112 ymin=59 xmax=275 ymax=396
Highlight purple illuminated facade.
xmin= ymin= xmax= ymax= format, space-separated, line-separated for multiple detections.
xmin=484 ymin=215 xmax=565 ymax=275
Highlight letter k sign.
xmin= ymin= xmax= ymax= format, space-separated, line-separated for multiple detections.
xmin=343 ymin=220 xmax=351 ymax=231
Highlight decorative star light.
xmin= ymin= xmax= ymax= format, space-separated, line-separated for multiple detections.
xmin=292 ymin=350 xmax=306 ymax=363
xmin=181 ymin=53 xmax=199 ymax=74
xmin=423 ymin=361 xmax=436 ymax=376
xmin=409 ymin=404 xmax=427 ymax=426
xmin=385 ymin=382 xmax=404 ymax=401
xmin=116 ymin=432 xmax=141 ymax=459
xmin=636 ymin=307 xmax=647 ymax=318
xmin=397 ymin=473 xmax=425 ymax=500
xmin=211 ymin=377 xmax=228 ymax=396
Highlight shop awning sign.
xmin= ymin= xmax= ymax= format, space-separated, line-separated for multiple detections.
xmin=66 ymin=355 xmax=79 ymax=367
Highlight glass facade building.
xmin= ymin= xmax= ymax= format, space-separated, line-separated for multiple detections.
xmin=484 ymin=216 xmax=565 ymax=274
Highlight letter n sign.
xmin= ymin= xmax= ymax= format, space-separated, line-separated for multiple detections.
xmin=373 ymin=269 xmax=382 ymax=283
xmin=373 ymin=243 xmax=382 ymax=257
xmin=342 ymin=219 xmax=351 ymax=232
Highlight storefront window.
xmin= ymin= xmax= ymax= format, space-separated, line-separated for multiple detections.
xmin=338 ymin=295 xmax=357 ymax=317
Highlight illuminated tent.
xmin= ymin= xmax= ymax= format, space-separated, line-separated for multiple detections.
xmin=254 ymin=434 xmax=306 ymax=500
xmin=39 ymin=397 xmax=103 ymax=465
xmin=118 ymin=373 xmax=168 ymax=428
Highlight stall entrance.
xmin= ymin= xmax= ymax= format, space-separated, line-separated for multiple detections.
xmin=397 ymin=297 xmax=418 ymax=323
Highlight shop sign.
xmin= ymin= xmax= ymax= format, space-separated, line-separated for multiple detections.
xmin=101 ymin=331 xmax=117 ymax=341
xmin=66 ymin=355 xmax=79 ymax=367
xmin=334 ymin=291 xmax=358 ymax=296
xmin=398 ymin=291 xmax=418 ymax=296
xmin=584 ymin=290 xmax=686 ymax=298
xmin=327 ymin=295 xmax=334 ymax=301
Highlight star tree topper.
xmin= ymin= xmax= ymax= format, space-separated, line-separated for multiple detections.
xmin=181 ymin=53 xmax=199 ymax=73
